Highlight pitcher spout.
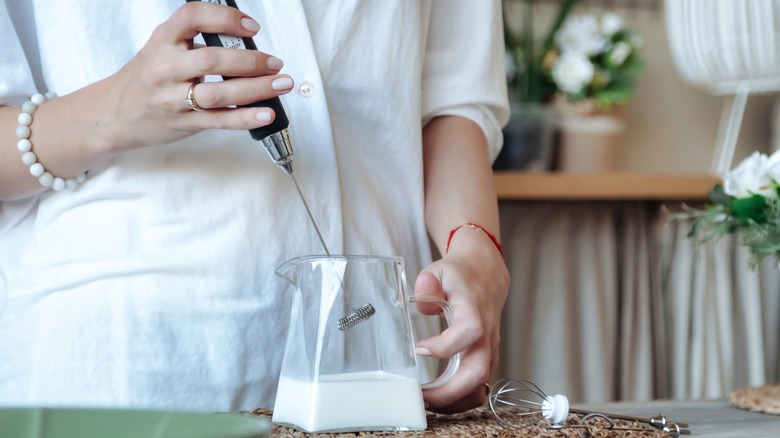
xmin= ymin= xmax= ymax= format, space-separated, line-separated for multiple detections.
xmin=275 ymin=257 xmax=302 ymax=285
xmin=275 ymin=255 xmax=340 ymax=285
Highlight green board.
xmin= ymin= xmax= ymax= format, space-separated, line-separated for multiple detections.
xmin=0 ymin=407 xmax=270 ymax=438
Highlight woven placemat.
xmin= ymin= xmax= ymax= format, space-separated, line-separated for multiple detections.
xmin=731 ymin=384 xmax=780 ymax=415
xmin=246 ymin=407 xmax=667 ymax=437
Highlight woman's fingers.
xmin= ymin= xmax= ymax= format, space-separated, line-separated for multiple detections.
xmin=84 ymin=1 xmax=293 ymax=152
xmin=183 ymin=106 xmax=278 ymax=132
xmin=184 ymin=47 xmax=284 ymax=81
xmin=179 ymin=72 xmax=293 ymax=132
xmin=138 ymin=2 xmax=294 ymax=131
xmin=426 ymin=384 xmax=488 ymax=414
xmin=156 ymin=3 xmax=282 ymax=82
xmin=416 ymin=303 xmax=483 ymax=358
xmin=183 ymin=74 xmax=293 ymax=111
xmin=160 ymin=2 xmax=259 ymax=43
xmin=413 ymin=271 xmax=449 ymax=315
xmin=411 ymin=247 xmax=508 ymax=414
xmin=422 ymin=346 xmax=492 ymax=412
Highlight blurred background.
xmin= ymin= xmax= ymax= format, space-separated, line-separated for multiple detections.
xmin=497 ymin=0 xmax=778 ymax=174
xmin=494 ymin=0 xmax=780 ymax=406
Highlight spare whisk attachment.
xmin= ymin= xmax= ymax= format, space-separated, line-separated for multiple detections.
xmin=488 ymin=378 xmax=691 ymax=437
xmin=569 ymin=413 xmax=665 ymax=437
xmin=569 ymin=408 xmax=691 ymax=436
xmin=488 ymin=378 xmax=570 ymax=430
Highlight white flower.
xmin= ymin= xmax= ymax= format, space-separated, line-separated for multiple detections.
xmin=555 ymin=14 xmax=607 ymax=56
xmin=723 ymin=151 xmax=775 ymax=198
xmin=765 ymin=149 xmax=780 ymax=186
xmin=600 ymin=12 xmax=624 ymax=37
xmin=552 ymin=51 xmax=595 ymax=94
xmin=607 ymin=41 xmax=632 ymax=66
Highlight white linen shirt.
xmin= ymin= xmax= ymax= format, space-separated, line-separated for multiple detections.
xmin=0 ymin=0 xmax=508 ymax=411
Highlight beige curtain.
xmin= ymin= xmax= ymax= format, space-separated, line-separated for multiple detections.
xmin=660 ymin=218 xmax=780 ymax=400
xmin=496 ymin=201 xmax=780 ymax=403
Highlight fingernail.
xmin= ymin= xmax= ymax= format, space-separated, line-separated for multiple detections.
xmin=267 ymin=56 xmax=284 ymax=70
xmin=241 ymin=17 xmax=260 ymax=32
xmin=415 ymin=347 xmax=432 ymax=356
xmin=255 ymin=111 xmax=271 ymax=122
xmin=271 ymin=76 xmax=293 ymax=91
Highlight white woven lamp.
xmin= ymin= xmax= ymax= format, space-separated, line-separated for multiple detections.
xmin=665 ymin=0 xmax=780 ymax=174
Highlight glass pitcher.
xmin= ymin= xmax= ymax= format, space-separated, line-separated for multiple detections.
xmin=271 ymin=255 xmax=459 ymax=433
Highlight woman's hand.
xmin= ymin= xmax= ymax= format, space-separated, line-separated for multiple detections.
xmin=89 ymin=1 xmax=293 ymax=153
xmin=416 ymin=115 xmax=508 ymax=414
xmin=413 ymin=229 xmax=509 ymax=414
xmin=0 ymin=2 xmax=293 ymax=200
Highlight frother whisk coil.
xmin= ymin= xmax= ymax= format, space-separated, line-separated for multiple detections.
xmin=337 ymin=302 xmax=376 ymax=331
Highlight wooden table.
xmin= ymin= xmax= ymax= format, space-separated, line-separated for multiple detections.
xmin=253 ymin=400 xmax=780 ymax=436
xmin=577 ymin=399 xmax=780 ymax=437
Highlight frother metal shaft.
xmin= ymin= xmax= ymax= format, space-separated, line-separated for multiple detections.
xmin=191 ymin=0 xmax=374 ymax=330
xmin=289 ymin=172 xmax=330 ymax=257
xmin=268 ymin=133 xmax=374 ymax=330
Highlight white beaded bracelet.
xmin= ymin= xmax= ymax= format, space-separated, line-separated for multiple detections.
xmin=16 ymin=92 xmax=87 ymax=191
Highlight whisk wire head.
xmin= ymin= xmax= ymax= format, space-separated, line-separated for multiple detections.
xmin=337 ymin=303 xmax=376 ymax=331
xmin=488 ymin=378 xmax=570 ymax=430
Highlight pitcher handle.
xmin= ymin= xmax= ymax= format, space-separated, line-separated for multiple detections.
xmin=408 ymin=295 xmax=461 ymax=389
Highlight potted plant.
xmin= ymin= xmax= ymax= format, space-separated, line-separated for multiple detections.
xmin=495 ymin=0 xmax=646 ymax=172
xmin=545 ymin=8 xmax=646 ymax=172
xmin=494 ymin=0 xmax=578 ymax=171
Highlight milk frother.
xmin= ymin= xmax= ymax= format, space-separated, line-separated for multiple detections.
xmin=185 ymin=0 xmax=374 ymax=330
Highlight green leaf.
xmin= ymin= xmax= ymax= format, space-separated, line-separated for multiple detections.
xmin=708 ymin=183 xmax=730 ymax=206
xmin=729 ymin=194 xmax=767 ymax=224
xmin=615 ymin=59 xmax=645 ymax=80
xmin=596 ymin=88 xmax=632 ymax=102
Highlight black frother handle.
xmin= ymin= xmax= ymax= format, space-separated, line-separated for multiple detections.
xmin=185 ymin=0 xmax=289 ymax=142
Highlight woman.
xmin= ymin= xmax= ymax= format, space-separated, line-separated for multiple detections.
xmin=0 ymin=0 xmax=509 ymax=413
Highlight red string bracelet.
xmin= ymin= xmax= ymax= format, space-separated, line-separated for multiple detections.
xmin=445 ymin=222 xmax=504 ymax=257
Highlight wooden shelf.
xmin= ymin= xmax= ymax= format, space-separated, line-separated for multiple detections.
xmin=494 ymin=172 xmax=720 ymax=201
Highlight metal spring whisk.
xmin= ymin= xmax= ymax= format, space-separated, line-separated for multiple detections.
xmin=488 ymin=378 xmax=691 ymax=437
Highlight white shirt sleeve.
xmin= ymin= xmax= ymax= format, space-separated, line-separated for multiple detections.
xmin=421 ymin=0 xmax=510 ymax=161
xmin=0 ymin=2 xmax=37 ymax=106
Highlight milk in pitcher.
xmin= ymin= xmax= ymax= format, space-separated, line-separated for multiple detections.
xmin=272 ymin=370 xmax=426 ymax=432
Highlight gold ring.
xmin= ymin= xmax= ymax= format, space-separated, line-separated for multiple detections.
xmin=484 ymin=382 xmax=491 ymax=395
xmin=185 ymin=80 xmax=204 ymax=112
